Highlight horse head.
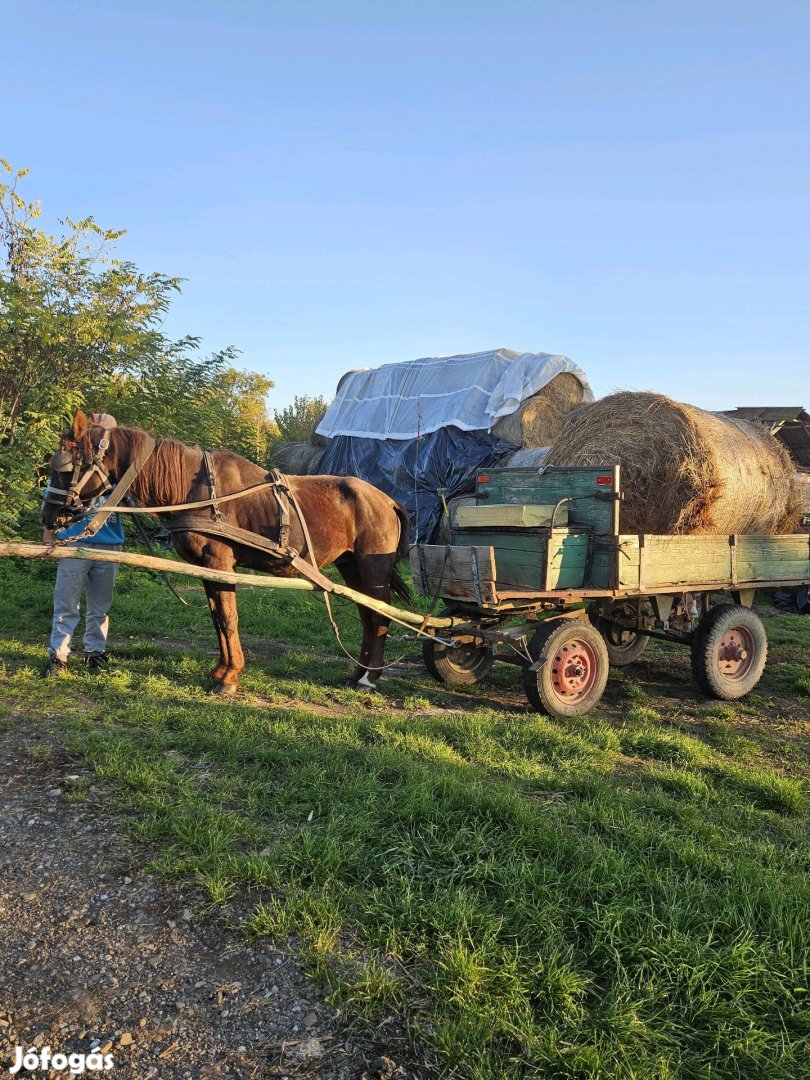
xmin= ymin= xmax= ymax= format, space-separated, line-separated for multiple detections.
xmin=42 ymin=409 xmax=119 ymax=529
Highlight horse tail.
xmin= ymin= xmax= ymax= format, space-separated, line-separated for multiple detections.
xmin=391 ymin=502 xmax=412 ymax=605
xmin=394 ymin=502 xmax=411 ymax=561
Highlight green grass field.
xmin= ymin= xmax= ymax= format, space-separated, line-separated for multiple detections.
xmin=1 ymin=555 xmax=809 ymax=1079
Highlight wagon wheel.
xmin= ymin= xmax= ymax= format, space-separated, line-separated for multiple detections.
xmin=588 ymin=601 xmax=650 ymax=667
xmin=422 ymin=633 xmax=494 ymax=686
xmin=690 ymin=603 xmax=768 ymax=700
xmin=522 ymin=618 xmax=609 ymax=717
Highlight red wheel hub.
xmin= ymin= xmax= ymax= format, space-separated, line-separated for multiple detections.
xmin=550 ymin=639 xmax=599 ymax=701
xmin=718 ymin=626 xmax=755 ymax=679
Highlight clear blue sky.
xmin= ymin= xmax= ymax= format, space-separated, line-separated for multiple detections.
xmin=4 ymin=0 xmax=809 ymax=411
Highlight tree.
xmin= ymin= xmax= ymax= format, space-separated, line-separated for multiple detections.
xmin=94 ymin=357 xmax=276 ymax=462
xmin=0 ymin=160 xmax=276 ymax=535
xmin=211 ymin=368 xmax=277 ymax=461
xmin=271 ymin=394 xmax=328 ymax=449
xmin=0 ymin=161 xmax=185 ymax=443
xmin=0 ymin=159 xmax=186 ymax=532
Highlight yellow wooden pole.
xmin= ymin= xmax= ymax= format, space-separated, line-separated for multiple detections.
xmin=0 ymin=542 xmax=454 ymax=630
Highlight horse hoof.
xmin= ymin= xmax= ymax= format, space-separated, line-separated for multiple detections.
xmin=346 ymin=678 xmax=381 ymax=694
xmin=212 ymin=682 xmax=238 ymax=697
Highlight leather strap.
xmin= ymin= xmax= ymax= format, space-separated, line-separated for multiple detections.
xmin=203 ymin=450 xmax=223 ymax=521
xmin=110 ymin=478 xmax=280 ymax=514
xmin=268 ymin=469 xmax=292 ymax=550
xmin=163 ymin=515 xmax=335 ymax=594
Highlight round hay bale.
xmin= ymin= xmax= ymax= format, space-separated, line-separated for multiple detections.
xmin=433 ymin=496 xmax=477 ymax=544
xmin=309 ymin=426 xmax=329 ymax=448
xmin=272 ymin=442 xmax=326 ymax=475
xmin=492 ymin=373 xmax=585 ymax=448
xmin=544 ymin=391 xmax=803 ymax=535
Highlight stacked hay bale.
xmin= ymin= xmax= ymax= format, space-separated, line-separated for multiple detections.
xmin=492 ymin=373 xmax=586 ymax=447
xmin=272 ymin=442 xmax=325 ymax=475
xmin=278 ymin=367 xmax=586 ymax=484
xmin=545 ymin=391 xmax=803 ymax=534
xmin=308 ymin=369 xmax=364 ymax=448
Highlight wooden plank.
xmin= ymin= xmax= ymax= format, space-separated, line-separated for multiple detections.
xmin=736 ymin=535 xmax=810 ymax=581
xmin=475 ymin=466 xmax=619 ymax=535
xmin=617 ymin=534 xmax=810 ymax=590
xmin=453 ymin=529 xmax=592 ymax=591
xmin=590 ymin=545 xmax=616 ymax=590
xmin=454 ymin=528 xmax=547 ymax=553
xmin=454 ymin=503 xmax=566 ymax=528
xmin=409 ymin=544 xmax=498 ymax=606
xmin=797 ymin=470 xmax=810 ymax=515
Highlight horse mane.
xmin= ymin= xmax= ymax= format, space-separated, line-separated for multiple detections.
xmin=116 ymin=427 xmax=199 ymax=507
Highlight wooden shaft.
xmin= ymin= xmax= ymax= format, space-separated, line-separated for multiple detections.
xmin=0 ymin=542 xmax=454 ymax=630
xmin=0 ymin=542 xmax=316 ymax=590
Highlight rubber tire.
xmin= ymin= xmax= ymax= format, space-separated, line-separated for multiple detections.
xmin=422 ymin=635 xmax=495 ymax=687
xmin=690 ymin=603 xmax=767 ymax=700
xmin=588 ymin=601 xmax=650 ymax=667
xmin=522 ymin=618 xmax=609 ymax=717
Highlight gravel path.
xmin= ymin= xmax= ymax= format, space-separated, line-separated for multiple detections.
xmin=0 ymin=724 xmax=411 ymax=1080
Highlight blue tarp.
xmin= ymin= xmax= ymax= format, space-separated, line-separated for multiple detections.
xmin=319 ymin=427 xmax=515 ymax=543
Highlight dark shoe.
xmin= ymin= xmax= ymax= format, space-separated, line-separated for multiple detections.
xmin=43 ymin=655 xmax=68 ymax=678
xmin=84 ymin=652 xmax=110 ymax=672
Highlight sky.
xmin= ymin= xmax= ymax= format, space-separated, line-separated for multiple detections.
xmin=3 ymin=0 xmax=809 ymax=412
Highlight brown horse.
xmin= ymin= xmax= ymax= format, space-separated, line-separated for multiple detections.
xmin=43 ymin=410 xmax=411 ymax=694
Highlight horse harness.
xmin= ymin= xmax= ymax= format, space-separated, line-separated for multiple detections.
xmin=163 ymin=454 xmax=334 ymax=593
xmin=48 ymin=436 xmax=335 ymax=594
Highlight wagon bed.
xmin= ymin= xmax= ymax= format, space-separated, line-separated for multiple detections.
xmin=412 ymin=466 xmax=810 ymax=607
xmin=411 ymin=465 xmax=810 ymax=716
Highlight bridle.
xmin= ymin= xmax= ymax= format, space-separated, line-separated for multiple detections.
xmin=44 ymin=430 xmax=114 ymax=521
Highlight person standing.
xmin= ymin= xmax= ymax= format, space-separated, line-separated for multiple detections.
xmin=43 ymin=413 xmax=125 ymax=676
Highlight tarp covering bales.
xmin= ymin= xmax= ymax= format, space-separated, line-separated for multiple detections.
xmin=317 ymin=349 xmax=591 ymax=439
xmin=317 ymin=348 xmax=592 ymax=541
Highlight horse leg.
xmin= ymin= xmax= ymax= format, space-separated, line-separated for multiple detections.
xmin=203 ymin=580 xmax=230 ymax=684
xmin=202 ymin=582 xmax=244 ymax=695
xmin=362 ymin=604 xmax=391 ymax=690
xmin=337 ymin=556 xmax=392 ymax=690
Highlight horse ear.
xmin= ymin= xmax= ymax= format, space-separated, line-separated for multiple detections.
xmin=72 ymin=409 xmax=88 ymax=440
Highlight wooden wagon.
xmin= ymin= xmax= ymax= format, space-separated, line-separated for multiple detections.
xmin=412 ymin=465 xmax=810 ymax=717
xmin=4 ymin=462 xmax=808 ymax=718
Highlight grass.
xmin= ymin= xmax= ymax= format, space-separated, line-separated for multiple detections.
xmin=1 ymin=557 xmax=810 ymax=1078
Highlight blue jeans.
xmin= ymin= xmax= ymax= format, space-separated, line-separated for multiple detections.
xmin=49 ymin=545 xmax=122 ymax=661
